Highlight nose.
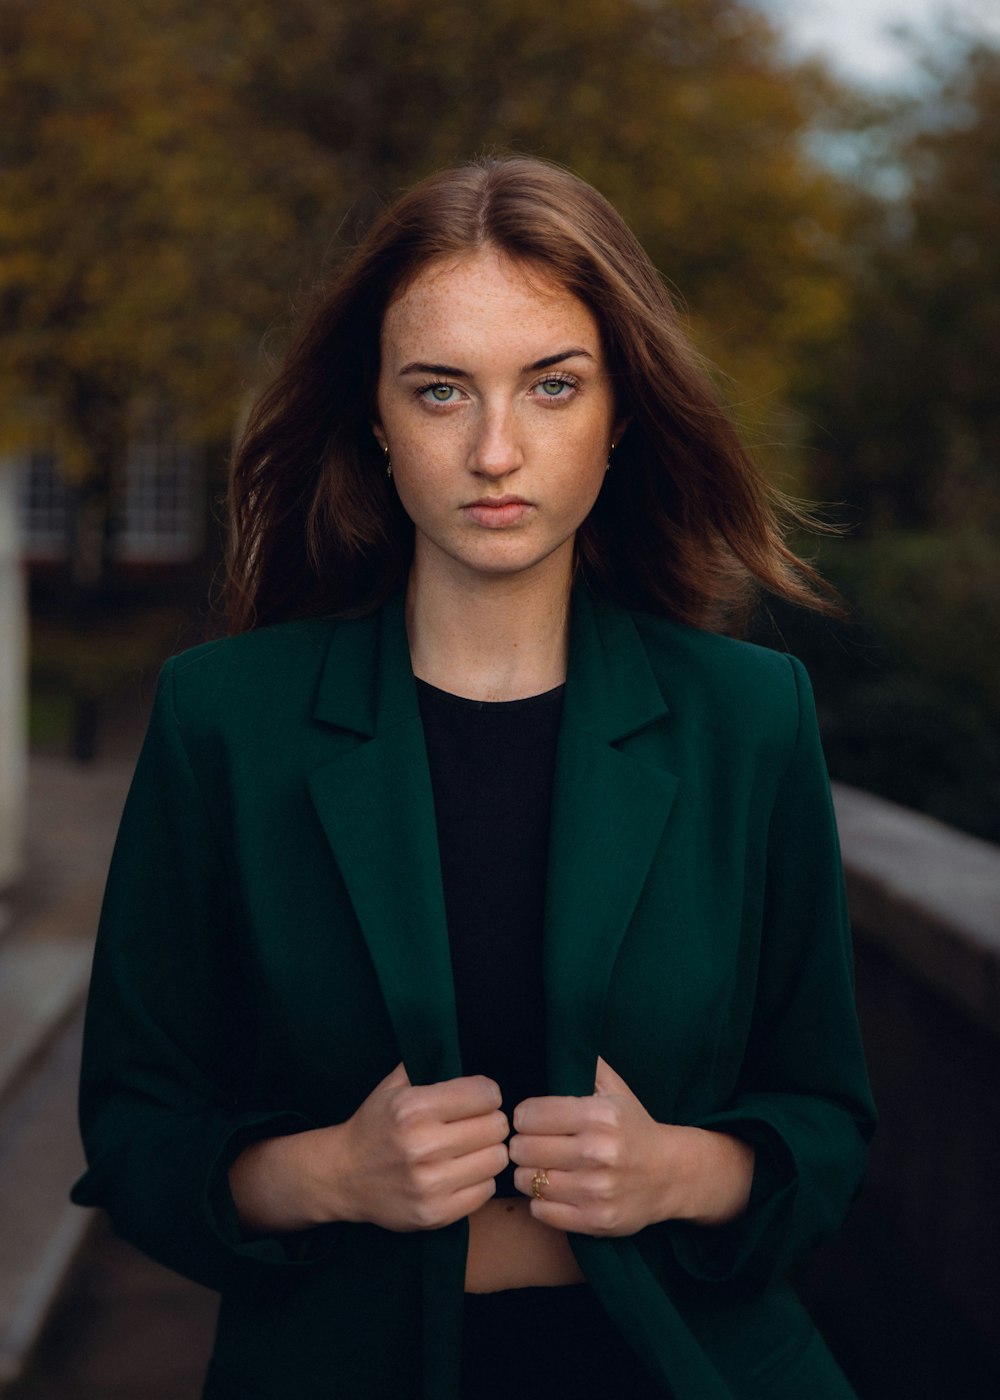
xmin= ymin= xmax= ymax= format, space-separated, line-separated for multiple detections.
xmin=470 ymin=404 xmax=522 ymax=478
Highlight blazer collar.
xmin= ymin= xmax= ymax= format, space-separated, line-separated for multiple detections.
xmin=311 ymin=580 xmax=671 ymax=743
xmin=312 ymin=587 xmax=415 ymax=738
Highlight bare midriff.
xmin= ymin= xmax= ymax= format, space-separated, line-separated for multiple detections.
xmin=464 ymin=1196 xmax=585 ymax=1292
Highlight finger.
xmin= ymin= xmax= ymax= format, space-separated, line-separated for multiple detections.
xmin=508 ymin=1133 xmax=589 ymax=1170
xmin=400 ymin=1075 xmax=503 ymax=1126
xmin=427 ymin=1075 xmax=504 ymax=1122
xmin=529 ymin=1198 xmax=597 ymax=1234
xmin=446 ymin=1142 xmax=510 ymax=1192
xmin=433 ymin=1179 xmax=498 ymax=1229
xmin=408 ymin=1149 xmax=506 ymax=1224
xmin=512 ymin=1095 xmax=594 ymax=1136
xmin=512 ymin=1165 xmax=579 ymax=1203
xmin=431 ymin=1109 xmax=510 ymax=1159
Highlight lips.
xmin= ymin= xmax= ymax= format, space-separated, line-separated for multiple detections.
xmin=466 ymin=495 xmax=530 ymax=508
xmin=462 ymin=496 xmax=533 ymax=528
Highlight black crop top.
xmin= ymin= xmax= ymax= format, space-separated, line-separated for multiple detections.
xmin=416 ymin=677 xmax=565 ymax=1196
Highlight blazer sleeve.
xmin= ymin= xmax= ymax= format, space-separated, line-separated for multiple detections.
xmin=71 ymin=658 xmax=341 ymax=1292
xmin=664 ymin=654 xmax=877 ymax=1286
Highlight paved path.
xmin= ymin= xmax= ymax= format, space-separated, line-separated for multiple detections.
xmin=2 ymin=708 xmax=219 ymax=1398
xmin=6 ymin=1217 xmax=216 ymax=1400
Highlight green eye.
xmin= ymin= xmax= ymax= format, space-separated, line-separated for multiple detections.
xmin=418 ymin=383 xmax=459 ymax=404
xmin=537 ymin=377 xmax=577 ymax=398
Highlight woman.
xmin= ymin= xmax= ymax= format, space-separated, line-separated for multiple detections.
xmin=73 ymin=155 xmax=876 ymax=1399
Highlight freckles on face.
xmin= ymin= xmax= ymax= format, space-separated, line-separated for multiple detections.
xmin=373 ymin=246 xmax=619 ymax=584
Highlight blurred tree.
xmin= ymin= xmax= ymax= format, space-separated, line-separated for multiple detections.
xmin=0 ymin=0 xmax=854 ymax=599
xmin=784 ymin=40 xmax=1000 ymax=843
xmin=0 ymin=0 xmax=342 ymax=594
xmin=222 ymin=0 xmax=853 ymax=427
xmin=803 ymin=41 xmax=1000 ymax=530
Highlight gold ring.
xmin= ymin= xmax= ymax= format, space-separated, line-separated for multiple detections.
xmin=531 ymin=1170 xmax=550 ymax=1200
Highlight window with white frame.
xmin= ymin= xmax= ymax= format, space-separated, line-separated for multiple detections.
xmin=117 ymin=437 xmax=203 ymax=562
xmin=16 ymin=447 xmax=72 ymax=561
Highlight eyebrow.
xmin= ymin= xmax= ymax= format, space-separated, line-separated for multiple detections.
xmin=397 ymin=347 xmax=595 ymax=377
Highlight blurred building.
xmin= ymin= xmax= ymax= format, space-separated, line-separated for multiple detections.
xmin=0 ymin=459 xmax=28 ymax=888
xmin=17 ymin=434 xmax=206 ymax=579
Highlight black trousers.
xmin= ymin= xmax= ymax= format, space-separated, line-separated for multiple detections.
xmin=461 ymin=1284 xmax=664 ymax=1399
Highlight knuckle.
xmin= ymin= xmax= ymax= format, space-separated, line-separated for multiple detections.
xmin=389 ymin=1092 xmax=422 ymax=1130
xmin=410 ymin=1198 xmax=440 ymax=1231
xmin=602 ymin=1139 xmax=623 ymax=1171
xmin=581 ymin=1133 xmax=611 ymax=1169
xmin=409 ymin=1160 xmax=442 ymax=1197
xmin=594 ymin=1099 xmax=618 ymax=1130
xmin=585 ymin=1203 xmax=618 ymax=1235
xmin=592 ymin=1170 xmax=617 ymax=1202
xmin=399 ymin=1129 xmax=429 ymax=1166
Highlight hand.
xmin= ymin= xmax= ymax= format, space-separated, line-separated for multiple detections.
xmin=229 ymin=1062 xmax=509 ymax=1236
xmin=325 ymin=1062 xmax=509 ymax=1231
xmin=508 ymin=1057 xmax=754 ymax=1236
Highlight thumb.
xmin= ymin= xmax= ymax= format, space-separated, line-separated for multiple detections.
xmin=379 ymin=1060 xmax=412 ymax=1090
xmin=595 ymin=1056 xmax=633 ymax=1097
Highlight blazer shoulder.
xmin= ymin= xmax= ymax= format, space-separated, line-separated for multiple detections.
xmin=627 ymin=607 xmax=809 ymax=746
xmin=629 ymin=607 xmax=803 ymax=687
xmin=161 ymin=617 xmax=340 ymax=727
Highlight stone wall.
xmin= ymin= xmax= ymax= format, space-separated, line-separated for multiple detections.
xmin=800 ymin=785 xmax=1000 ymax=1399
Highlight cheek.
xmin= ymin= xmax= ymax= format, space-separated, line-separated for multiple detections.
xmin=552 ymin=430 xmax=610 ymax=508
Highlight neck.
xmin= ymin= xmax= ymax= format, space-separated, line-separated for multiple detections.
xmin=404 ymin=555 xmax=573 ymax=702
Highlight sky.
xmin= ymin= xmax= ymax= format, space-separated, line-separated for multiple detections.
xmin=755 ymin=0 xmax=1000 ymax=86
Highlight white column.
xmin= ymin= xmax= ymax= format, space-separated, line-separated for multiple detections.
xmin=0 ymin=457 xmax=27 ymax=890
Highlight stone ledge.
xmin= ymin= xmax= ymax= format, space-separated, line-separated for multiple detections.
xmin=833 ymin=782 xmax=1000 ymax=1038
xmin=0 ymin=1011 xmax=91 ymax=1388
xmin=0 ymin=939 xmax=92 ymax=1109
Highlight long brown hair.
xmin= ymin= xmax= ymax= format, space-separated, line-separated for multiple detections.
xmin=226 ymin=154 xmax=837 ymax=634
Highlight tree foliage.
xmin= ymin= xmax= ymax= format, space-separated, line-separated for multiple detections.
xmin=785 ymin=39 xmax=1000 ymax=842
xmin=0 ymin=0 xmax=852 ymax=498
xmin=804 ymin=41 xmax=1000 ymax=530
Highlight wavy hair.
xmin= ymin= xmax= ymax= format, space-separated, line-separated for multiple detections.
xmin=225 ymin=154 xmax=838 ymax=634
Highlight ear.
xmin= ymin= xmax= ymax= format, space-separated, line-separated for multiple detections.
xmin=371 ymin=421 xmax=388 ymax=454
xmin=611 ymin=415 xmax=632 ymax=449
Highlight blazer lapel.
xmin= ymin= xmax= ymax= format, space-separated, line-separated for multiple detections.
xmin=552 ymin=587 xmax=733 ymax=1400
xmin=306 ymin=591 xmax=467 ymax=1400
xmin=307 ymin=591 xmax=462 ymax=1088
xmin=544 ymin=582 xmax=680 ymax=1096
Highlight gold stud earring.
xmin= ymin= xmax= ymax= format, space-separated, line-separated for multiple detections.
xmin=606 ymin=440 xmax=615 ymax=473
xmin=384 ymin=447 xmax=392 ymax=479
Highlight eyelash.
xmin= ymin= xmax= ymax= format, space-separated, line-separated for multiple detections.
xmin=414 ymin=372 xmax=581 ymax=407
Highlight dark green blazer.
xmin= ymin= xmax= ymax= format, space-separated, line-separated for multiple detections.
xmin=73 ymin=581 xmax=875 ymax=1400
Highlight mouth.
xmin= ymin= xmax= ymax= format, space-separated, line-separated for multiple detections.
xmin=465 ymin=495 xmax=531 ymax=508
xmin=461 ymin=496 xmax=534 ymax=528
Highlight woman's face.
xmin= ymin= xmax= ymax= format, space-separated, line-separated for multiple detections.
xmin=374 ymin=246 xmax=620 ymax=593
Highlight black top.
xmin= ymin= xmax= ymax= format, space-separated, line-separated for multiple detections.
xmin=416 ymin=677 xmax=565 ymax=1196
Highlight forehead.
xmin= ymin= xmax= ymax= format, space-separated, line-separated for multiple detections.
xmin=380 ymin=247 xmax=601 ymax=365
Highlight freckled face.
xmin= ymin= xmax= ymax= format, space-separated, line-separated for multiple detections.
xmin=373 ymin=247 xmax=618 ymax=591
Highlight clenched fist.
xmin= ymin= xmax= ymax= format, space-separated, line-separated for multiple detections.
xmin=508 ymin=1057 xmax=754 ymax=1236
xmin=229 ymin=1063 xmax=509 ymax=1237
